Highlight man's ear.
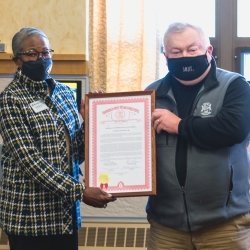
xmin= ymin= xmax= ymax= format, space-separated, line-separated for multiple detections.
xmin=207 ymin=45 xmax=213 ymax=56
xmin=207 ymin=45 xmax=214 ymax=64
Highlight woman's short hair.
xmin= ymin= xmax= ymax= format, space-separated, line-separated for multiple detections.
xmin=12 ymin=27 xmax=49 ymax=58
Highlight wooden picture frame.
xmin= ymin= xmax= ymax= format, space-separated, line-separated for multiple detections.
xmin=84 ymin=90 xmax=156 ymax=197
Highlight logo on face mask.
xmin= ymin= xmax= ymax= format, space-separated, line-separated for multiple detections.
xmin=183 ymin=66 xmax=194 ymax=72
xmin=21 ymin=58 xmax=53 ymax=81
xmin=167 ymin=53 xmax=209 ymax=81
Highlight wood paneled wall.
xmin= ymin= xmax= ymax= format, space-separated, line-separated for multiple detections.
xmin=0 ymin=53 xmax=88 ymax=75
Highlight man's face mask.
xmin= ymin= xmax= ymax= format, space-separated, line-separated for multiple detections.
xmin=21 ymin=58 xmax=52 ymax=81
xmin=166 ymin=52 xmax=209 ymax=81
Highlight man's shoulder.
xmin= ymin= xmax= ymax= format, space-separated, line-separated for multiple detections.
xmin=145 ymin=78 xmax=164 ymax=91
xmin=216 ymin=67 xmax=243 ymax=84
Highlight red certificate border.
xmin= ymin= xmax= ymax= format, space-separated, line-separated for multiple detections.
xmin=84 ymin=91 xmax=156 ymax=197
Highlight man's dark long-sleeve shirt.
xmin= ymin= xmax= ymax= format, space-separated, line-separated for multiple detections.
xmin=172 ymin=73 xmax=250 ymax=186
xmin=179 ymin=77 xmax=250 ymax=149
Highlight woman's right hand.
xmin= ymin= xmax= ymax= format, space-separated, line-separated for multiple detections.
xmin=82 ymin=187 xmax=116 ymax=208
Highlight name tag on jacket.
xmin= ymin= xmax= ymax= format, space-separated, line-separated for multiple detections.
xmin=30 ymin=99 xmax=49 ymax=113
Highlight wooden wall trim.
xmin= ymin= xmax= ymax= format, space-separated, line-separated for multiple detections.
xmin=0 ymin=53 xmax=88 ymax=75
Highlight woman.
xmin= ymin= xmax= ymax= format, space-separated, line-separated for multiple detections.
xmin=0 ymin=27 xmax=115 ymax=250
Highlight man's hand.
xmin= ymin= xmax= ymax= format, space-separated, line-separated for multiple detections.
xmin=82 ymin=187 xmax=116 ymax=208
xmin=152 ymin=108 xmax=181 ymax=134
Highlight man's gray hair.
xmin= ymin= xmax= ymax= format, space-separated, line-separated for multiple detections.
xmin=12 ymin=27 xmax=49 ymax=58
xmin=162 ymin=22 xmax=211 ymax=53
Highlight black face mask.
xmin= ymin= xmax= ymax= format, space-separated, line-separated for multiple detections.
xmin=167 ymin=53 xmax=209 ymax=81
xmin=21 ymin=58 xmax=53 ymax=81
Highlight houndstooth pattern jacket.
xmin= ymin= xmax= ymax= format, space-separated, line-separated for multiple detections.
xmin=0 ymin=70 xmax=84 ymax=236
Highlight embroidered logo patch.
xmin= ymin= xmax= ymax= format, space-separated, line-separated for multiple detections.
xmin=200 ymin=102 xmax=212 ymax=116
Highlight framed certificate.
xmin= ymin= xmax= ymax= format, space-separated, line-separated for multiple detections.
xmin=84 ymin=90 xmax=156 ymax=197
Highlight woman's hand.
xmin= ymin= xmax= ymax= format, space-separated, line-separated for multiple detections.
xmin=80 ymin=90 xmax=104 ymax=119
xmin=82 ymin=187 xmax=117 ymax=208
xmin=80 ymin=99 xmax=85 ymax=120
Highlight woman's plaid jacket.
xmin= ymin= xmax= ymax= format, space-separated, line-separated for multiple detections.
xmin=0 ymin=70 xmax=84 ymax=236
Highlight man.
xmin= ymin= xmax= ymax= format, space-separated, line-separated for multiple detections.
xmin=0 ymin=27 xmax=116 ymax=250
xmin=146 ymin=22 xmax=250 ymax=250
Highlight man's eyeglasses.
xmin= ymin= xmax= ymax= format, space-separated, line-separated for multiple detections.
xmin=17 ymin=49 xmax=54 ymax=60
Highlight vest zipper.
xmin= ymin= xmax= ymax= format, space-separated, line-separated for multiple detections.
xmin=182 ymin=186 xmax=191 ymax=232
xmin=226 ymin=167 xmax=233 ymax=206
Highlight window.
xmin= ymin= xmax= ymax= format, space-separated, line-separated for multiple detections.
xmin=156 ymin=0 xmax=215 ymax=38
xmin=237 ymin=0 xmax=250 ymax=37
xmin=155 ymin=0 xmax=216 ymax=78
xmin=235 ymin=48 xmax=250 ymax=81
xmin=240 ymin=52 xmax=250 ymax=81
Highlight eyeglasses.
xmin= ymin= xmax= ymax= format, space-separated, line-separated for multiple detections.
xmin=17 ymin=49 xmax=54 ymax=60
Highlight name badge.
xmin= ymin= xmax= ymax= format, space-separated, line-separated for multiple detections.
xmin=30 ymin=99 xmax=49 ymax=113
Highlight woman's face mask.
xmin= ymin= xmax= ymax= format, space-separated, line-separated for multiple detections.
xmin=166 ymin=52 xmax=209 ymax=81
xmin=21 ymin=58 xmax=53 ymax=81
